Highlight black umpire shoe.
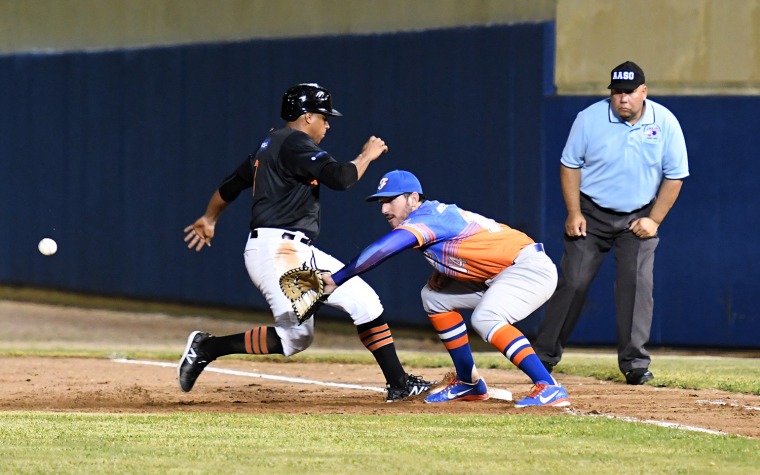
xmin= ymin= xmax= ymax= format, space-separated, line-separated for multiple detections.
xmin=625 ymin=368 xmax=654 ymax=385
xmin=386 ymin=373 xmax=434 ymax=402
xmin=178 ymin=331 xmax=214 ymax=392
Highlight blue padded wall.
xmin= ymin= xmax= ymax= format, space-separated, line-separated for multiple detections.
xmin=2 ymin=23 xmax=758 ymax=347
xmin=0 ymin=24 xmax=551 ymax=328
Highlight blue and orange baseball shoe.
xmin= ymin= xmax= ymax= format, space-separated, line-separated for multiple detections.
xmin=424 ymin=377 xmax=489 ymax=403
xmin=514 ymin=381 xmax=570 ymax=408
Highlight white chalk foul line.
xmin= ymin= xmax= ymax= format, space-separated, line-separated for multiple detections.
xmin=112 ymin=358 xmax=512 ymax=400
xmin=119 ymin=358 xmax=753 ymax=437
xmin=566 ymin=409 xmax=735 ymax=437
xmin=113 ymin=358 xmax=384 ymax=392
xmin=111 ymin=359 xmax=750 ymax=436
xmin=697 ymin=399 xmax=760 ymax=412
xmin=121 ymin=358 xmax=760 ymax=435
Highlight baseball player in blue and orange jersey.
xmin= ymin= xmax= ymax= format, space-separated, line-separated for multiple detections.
xmin=322 ymin=170 xmax=570 ymax=407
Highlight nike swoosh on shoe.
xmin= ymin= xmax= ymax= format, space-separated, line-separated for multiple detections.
xmin=538 ymin=390 xmax=560 ymax=404
xmin=446 ymin=388 xmax=474 ymax=399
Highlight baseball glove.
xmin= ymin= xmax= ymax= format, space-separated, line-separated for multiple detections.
xmin=279 ymin=264 xmax=329 ymax=324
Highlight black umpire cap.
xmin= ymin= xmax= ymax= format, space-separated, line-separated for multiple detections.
xmin=608 ymin=61 xmax=645 ymax=90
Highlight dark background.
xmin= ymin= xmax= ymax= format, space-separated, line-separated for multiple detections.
xmin=1 ymin=23 xmax=757 ymax=348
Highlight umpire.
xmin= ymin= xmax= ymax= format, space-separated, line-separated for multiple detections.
xmin=533 ymin=61 xmax=689 ymax=385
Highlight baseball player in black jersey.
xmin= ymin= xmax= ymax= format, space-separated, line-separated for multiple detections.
xmin=178 ymin=83 xmax=432 ymax=402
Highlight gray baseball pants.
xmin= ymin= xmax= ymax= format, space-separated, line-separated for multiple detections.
xmin=533 ymin=194 xmax=658 ymax=374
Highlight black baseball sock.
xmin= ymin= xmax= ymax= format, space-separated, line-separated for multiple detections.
xmin=356 ymin=315 xmax=407 ymax=388
xmin=202 ymin=327 xmax=284 ymax=359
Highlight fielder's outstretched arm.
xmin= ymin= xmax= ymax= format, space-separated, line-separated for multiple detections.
xmin=329 ymin=228 xmax=419 ymax=286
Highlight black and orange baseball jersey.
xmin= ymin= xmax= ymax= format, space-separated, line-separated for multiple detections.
xmin=218 ymin=127 xmax=357 ymax=241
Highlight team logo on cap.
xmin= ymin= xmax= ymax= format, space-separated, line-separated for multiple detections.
xmin=377 ymin=178 xmax=388 ymax=190
xmin=612 ymin=71 xmax=637 ymax=81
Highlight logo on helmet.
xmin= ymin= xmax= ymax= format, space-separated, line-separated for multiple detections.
xmin=281 ymin=83 xmax=343 ymax=121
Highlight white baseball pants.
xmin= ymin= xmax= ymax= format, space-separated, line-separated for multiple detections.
xmin=243 ymin=228 xmax=383 ymax=356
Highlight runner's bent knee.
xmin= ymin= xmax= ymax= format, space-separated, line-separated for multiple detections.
xmin=326 ymin=278 xmax=383 ymax=326
xmin=275 ymin=324 xmax=315 ymax=357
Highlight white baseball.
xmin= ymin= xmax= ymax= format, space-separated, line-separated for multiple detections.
xmin=38 ymin=238 xmax=58 ymax=256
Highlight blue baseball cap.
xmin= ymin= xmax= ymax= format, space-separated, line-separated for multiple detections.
xmin=365 ymin=170 xmax=424 ymax=201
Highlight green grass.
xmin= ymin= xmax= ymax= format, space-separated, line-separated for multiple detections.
xmin=1 ymin=287 xmax=758 ymax=474
xmin=553 ymin=353 xmax=760 ymax=394
xmin=1 ymin=412 xmax=757 ymax=475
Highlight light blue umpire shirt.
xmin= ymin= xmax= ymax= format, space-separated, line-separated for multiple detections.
xmin=561 ymin=98 xmax=689 ymax=212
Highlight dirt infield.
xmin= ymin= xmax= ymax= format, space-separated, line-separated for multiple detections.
xmin=1 ymin=300 xmax=758 ymax=438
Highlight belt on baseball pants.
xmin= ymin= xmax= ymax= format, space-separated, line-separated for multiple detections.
xmin=515 ymin=243 xmax=545 ymax=262
xmin=249 ymin=228 xmax=311 ymax=245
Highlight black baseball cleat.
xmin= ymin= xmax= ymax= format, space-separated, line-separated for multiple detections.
xmin=386 ymin=373 xmax=434 ymax=402
xmin=178 ymin=331 xmax=214 ymax=392
xmin=625 ymin=368 xmax=654 ymax=385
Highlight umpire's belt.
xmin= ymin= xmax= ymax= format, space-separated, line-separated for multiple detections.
xmin=581 ymin=193 xmax=653 ymax=215
xmin=249 ymin=228 xmax=311 ymax=245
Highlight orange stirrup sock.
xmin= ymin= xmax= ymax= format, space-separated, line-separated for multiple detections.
xmin=429 ymin=311 xmax=470 ymax=350
xmin=429 ymin=311 xmax=476 ymax=383
xmin=489 ymin=323 xmax=553 ymax=383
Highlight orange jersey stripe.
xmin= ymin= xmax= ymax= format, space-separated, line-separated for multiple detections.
xmin=441 ymin=226 xmax=533 ymax=281
xmin=397 ymin=223 xmax=435 ymax=248
xmin=402 ymin=221 xmax=534 ymax=282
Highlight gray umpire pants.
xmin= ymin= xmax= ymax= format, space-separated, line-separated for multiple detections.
xmin=533 ymin=194 xmax=658 ymax=374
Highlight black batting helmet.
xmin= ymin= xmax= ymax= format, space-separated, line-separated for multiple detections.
xmin=280 ymin=83 xmax=343 ymax=121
